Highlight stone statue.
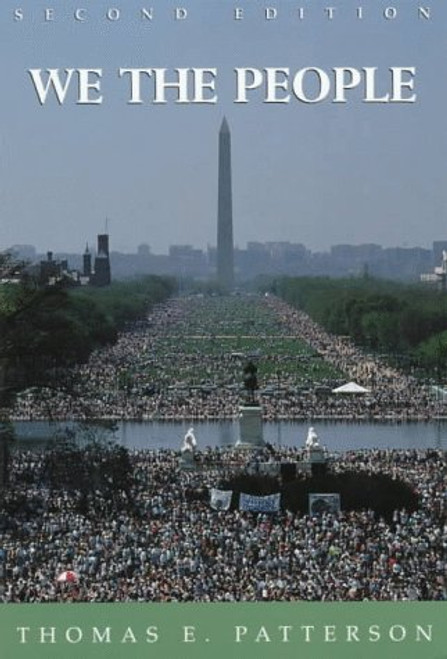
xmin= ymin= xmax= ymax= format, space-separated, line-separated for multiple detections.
xmin=181 ymin=427 xmax=197 ymax=454
xmin=243 ymin=361 xmax=258 ymax=405
xmin=305 ymin=426 xmax=320 ymax=449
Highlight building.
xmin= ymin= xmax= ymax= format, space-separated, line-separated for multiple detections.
xmin=83 ymin=243 xmax=92 ymax=278
xmin=92 ymin=234 xmax=111 ymax=286
xmin=38 ymin=234 xmax=112 ymax=287
xmin=39 ymin=251 xmax=66 ymax=285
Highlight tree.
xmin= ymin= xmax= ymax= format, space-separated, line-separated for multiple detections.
xmin=42 ymin=423 xmax=134 ymax=513
xmin=415 ymin=331 xmax=447 ymax=378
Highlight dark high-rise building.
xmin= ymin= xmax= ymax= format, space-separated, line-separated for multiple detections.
xmin=93 ymin=233 xmax=111 ymax=286
xmin=83 ymin=243 xmax=92 ymax=277
xmin=217 ymin=117 xmax=234 ymax=290
xmin=97 ymin=234 xmax=109 ymax=258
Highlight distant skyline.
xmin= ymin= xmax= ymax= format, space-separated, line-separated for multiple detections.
xmin=1 ymin=1 xmax=447 ymax=255
xmin=24 ymin=233 xmax=441 ymax=285
xmin=8 ymin=237 xmax=446 ymax=259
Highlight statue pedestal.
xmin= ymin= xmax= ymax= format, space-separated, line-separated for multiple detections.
xmin=306 ymin=446 xmax=328 ymax=477
xmin=236 ymin=405 xmax=265 ymax=448
xmin=179 ymin=451 xmax=196 ymax=470
xmin=307 ymin=447 xmax=326 ymax=464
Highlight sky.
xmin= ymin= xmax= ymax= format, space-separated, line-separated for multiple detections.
xmin=0 ymin=0 xmax=446 ymax=255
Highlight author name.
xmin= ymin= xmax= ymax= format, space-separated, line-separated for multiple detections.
xmin=15 ymin=622 xmax=433 ymax=645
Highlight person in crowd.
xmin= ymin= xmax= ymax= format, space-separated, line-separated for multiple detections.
xmin=0 ymin=446 xmax=446 ymax=603
xmin=6 ymin=295 xmax=439 ymax=422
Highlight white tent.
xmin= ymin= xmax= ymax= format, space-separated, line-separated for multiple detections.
xmin=332 ymin=382 xmax=370 ymax=394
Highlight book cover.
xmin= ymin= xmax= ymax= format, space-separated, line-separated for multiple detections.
xmin=1 ymin=0 xmax=446 ymax=658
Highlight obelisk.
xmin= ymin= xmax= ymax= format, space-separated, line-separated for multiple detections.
xmin=217 ymin=117 xmax=234 ymax=290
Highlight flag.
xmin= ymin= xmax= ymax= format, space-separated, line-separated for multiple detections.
xmin=210 ymin=488 xmax=232 ymax=511
xmin=239 ymin=492 xmax=281 ymax=513
xmin=308 ymin=493 xmax=341 ymax=515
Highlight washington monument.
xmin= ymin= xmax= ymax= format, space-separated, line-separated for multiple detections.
xmin=217 ymin=117 xmax=234 ymax=290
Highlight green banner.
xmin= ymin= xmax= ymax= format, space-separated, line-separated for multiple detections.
xmin=0 ymin=602 xmax=446 ymax=659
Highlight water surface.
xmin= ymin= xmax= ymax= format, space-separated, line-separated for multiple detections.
xmin=12 ymin=419 xmax=447 ymax=451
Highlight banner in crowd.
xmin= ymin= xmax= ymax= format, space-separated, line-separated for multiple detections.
xmin=210 ymin=488 xmax=232 ymax=511
xmin=309 ymin=493 xmax=341 ymax=516
xmin=239 ymin=493 xmax=281 ymax=513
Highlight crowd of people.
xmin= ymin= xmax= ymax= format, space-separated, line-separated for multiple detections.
xmin=7 ymin=293 xmax=443 ymax=421
xmin=262 ymin=295 xmax=439 ymax=420
xmin=1 ymin=445 xmax=446 ymax=602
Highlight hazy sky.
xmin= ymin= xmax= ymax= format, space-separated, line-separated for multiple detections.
xmin=1 ymin=0 xmax=446 ymax=255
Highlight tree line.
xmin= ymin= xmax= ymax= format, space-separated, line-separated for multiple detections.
xmin=0 ymin=254 xmax=176 ymax=403
xmin=271 ymin=276 xmax=447 ymax=378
